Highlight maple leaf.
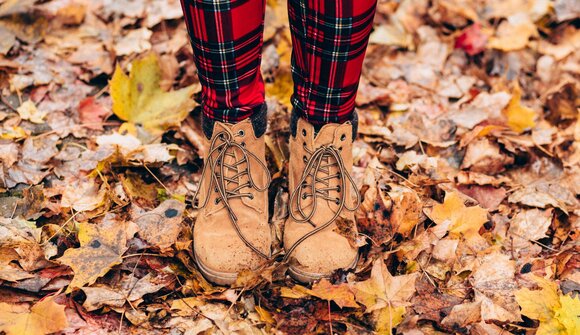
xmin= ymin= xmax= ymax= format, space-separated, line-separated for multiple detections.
xmin=281 ymin=279 xmax=359 ymax=309
xmin=0 ymin=296 xmax=68 ymax=335
xmin=427 ymin=191 xmax=488 ymax=239
xmin=503 ymin=82 xmax=536 ymax=133
xmin=309 ymin=279 xmax=359 ymax=308
xmin=58 ymin=219 xmax=138 ymax=292
xmin=109 ymin=53 xmax=199 ymax=136
xmin=351 ymin=259 xmax=418 ymax=330
xmin=515 ymin=276 xmax=580 ymax=335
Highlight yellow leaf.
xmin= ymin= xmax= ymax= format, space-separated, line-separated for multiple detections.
xmin=0 ymin=296 xmax=68 ymax=335
xmin=0 ymin=126 xmax=27 ymax=140
xmin=109 ymin=54 xmax=200 ymax=136
xmin=428 ymin=191 xmax=488 ymax=239
xmin=265 ymin=68 xmax=293 ymax=110
xmin=255 ymin=306 xmax=275 ymax=325
xmin=504 ymin=82 xmax=536 ymax=133
xmin=280 ymin=286 xmax=309 ymax=299
xmin=555 ymin=295 xmax=580 ymax=335
xmin=58 ymin=221 xmax=137 ymax=292
xmin=16 ymin=100 xmax=46 ymax=124
xmin=351 ymin=259 xmax=418 ymax=313
xmin=375 ymin=306 xmax=406 ymax=334
xmin=515 ymin=276 xmax=580 ymax=335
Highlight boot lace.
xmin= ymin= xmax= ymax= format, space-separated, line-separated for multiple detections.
xmin=192 ymin=130 xmax=271 ymax=259
xmin=284 ymin=144 xmax=360 ymax=260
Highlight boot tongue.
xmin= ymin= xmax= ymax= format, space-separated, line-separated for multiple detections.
xmin=313 ymin=123 xmax=340 ymax=146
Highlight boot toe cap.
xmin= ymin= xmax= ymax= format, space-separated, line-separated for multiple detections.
xmin=284 ymin=226 xmax=358 ymax=282
xmin=194 ymin=217 xmax=271 ymax=284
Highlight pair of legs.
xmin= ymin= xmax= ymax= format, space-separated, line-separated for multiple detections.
xmin=180 ymin=0 xmax=376 ymax=285
xmin=181 ymin=0 xmax=376 ymax=127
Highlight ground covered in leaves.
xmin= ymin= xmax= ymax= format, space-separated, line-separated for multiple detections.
xmin=0 ymin=0 xmax=579 ymax=334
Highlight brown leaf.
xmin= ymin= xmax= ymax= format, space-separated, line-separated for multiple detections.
xmin=0 ymin=295 xmax=68 ymax=335
xmin=132 ymin=199 xmax=185 ymax=251
xmin=58 ymin=218 xmax=138 ymax=291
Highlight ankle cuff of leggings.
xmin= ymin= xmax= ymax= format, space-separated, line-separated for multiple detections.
xmin=202 ymin=103 xmax=268 ymax=140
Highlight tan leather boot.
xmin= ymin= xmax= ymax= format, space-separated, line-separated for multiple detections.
xmin=192 ymin=116 xmax=272 ymax=285
xmin=284 ymin=117 xmax=361 ymax=283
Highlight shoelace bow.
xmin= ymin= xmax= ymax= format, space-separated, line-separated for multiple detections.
xmin=192 ymin=130 xmax=271 ymax=259
xmin=284 ymin=143 xmax=361 ymax=260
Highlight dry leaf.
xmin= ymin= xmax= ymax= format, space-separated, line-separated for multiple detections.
xmin=133 ymin=199 xmax=185 ymax=251
xmin=427 ymin=191 xmax=488 ymax=239
xmin=516 ymin=276 xmax=580 ymax=335
xmin=58 ymin=220 xmax=137 ymax=291
xmin=0 ymin=296 xmax=68 ymax=335
xmin=109 ymin=53 xmax=199 ymax=136
xmin=504 ymin=83 xmax=536 ymax=133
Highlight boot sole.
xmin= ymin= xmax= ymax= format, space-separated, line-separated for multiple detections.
xmin=288 ymin=252 xmax=360 ymax=283
xmin=194 ymin=251 xmax=238 ymax=286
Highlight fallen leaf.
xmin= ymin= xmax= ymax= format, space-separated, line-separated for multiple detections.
xmin=78 ymin=97 xmax=110 ymax=130
xmin=132 ymin=199 xmax=185 ymax=251
xmin=504 ymin=82 xmax=536 ymax=133
xmin=488 ymin=13 xmax=537 ymax=51
xmin=114 ymin=28 xmax=152 ymax=56
xmin=471 ymin=252 xmax=520 ymax=322
xmin=460 ymin=138 xmax=514 ymax=175
xmin=60 ymin=177 xmax=107 ymax=212
xmin=0 ymin=295 xmax=68 ymax=335
xmin=109 ymin=53 xmax=199 ymax=137
xmin=508 ymin=209 xmax=553 ymax=249
xmin=516 ymin=276 xmax=580 ymax=335
xmin=351 ymin=259 xmax=417 ymax=330
xmin=16 ymin=100 xmax=46 ymax=124
xmin=427 ymin=191 xmax=488 ymax=239
xmin=309 ymin=279 xmax=359 ymax=309
xmin=455 ymin=23 xmax=488 ymax=56
xmin=58 ymin=219 xmax=137 ymax=291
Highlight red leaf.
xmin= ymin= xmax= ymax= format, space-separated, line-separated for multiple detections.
xmin=78 ymin=97 xmax=110 ymax=130
xmin=455 ymin=23 xmax=488 ymax=56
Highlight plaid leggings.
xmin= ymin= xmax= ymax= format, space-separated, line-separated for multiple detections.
xmin=180 ymin=0 xmax=377 ymax=125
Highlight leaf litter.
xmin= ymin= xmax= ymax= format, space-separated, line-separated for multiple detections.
xmin=0 ymin=0 xmax=579 ymax=334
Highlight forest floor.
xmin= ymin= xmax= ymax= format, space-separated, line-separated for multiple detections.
xmin=0 ymin=0 xmax=579 ymax=334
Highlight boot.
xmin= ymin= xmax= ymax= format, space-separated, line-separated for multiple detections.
xmin=192 ymin=111 xmax=272 ymax=285
xmin=283 ymin=115 xmax=361 ymax=283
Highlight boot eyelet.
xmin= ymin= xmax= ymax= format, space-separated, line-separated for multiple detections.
xmin=241 ymin=142 xmax=246 ymax=147
xmin=215 ymin=198 xmax=221 ymax=205
xmin=335 ymin=198 xmax=340 ymax=205
xmin=214 ymin=187 xmax=218 ymax=192
xmin=302 ymin=193 xmax=308 ymax=199
xmin=303 ymin=156 xmax=307 ymax=162
xmin=302 ymin=129 xmax=307 ymax=136
xmin=340 ymin=134 xmax=346 ymax=141
xmin=248 ymin=194 xmax=254 ymax=200
xmin=238 ymin=130 xmax=245 ymax=137
xmin=338 ymin=147 xmax=343 ymax=151
xmin=336 ymin=186 xmax=341 ymax=192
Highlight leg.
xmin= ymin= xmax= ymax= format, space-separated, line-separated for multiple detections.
xmin=284 ymin=0 xmax=376 ymax=282
xmin=288 ymin=0 xmax=377 ymax=126
xmin=181 ymin=0 xmax=272 ymax=286
xmin=180 ymin=0 xmax=266 ymax=125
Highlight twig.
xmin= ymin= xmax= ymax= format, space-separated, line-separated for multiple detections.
xmin=0 ymin=95 xmax=17 ymax=112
